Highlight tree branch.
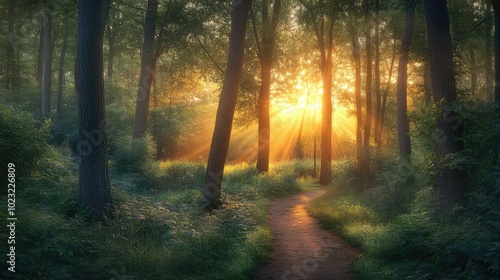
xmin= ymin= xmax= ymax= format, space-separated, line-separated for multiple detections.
xmin=196 ymin=37 xmax=225 ymax=75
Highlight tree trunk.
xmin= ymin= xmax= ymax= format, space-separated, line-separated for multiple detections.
xmin=42 ymin=6 xmax=53 ymax=119
xmin=353 ymin=33 xmax=363 ymax=168
xmin=424 ymin=0 xmax=468 ymax=217
xmin=56 ymin=22 xmax=69 ymax=118
xmin=396 ymin=0 xmax=415 ymax=158
xmin=319 ymin=48 xmax=333 ymax=185
xmin=362 ymin=14 xmax=373 ymax=178
xmin=486 ymin=0 xmax=494 ymax=100
xmin=379 ymin=37 xmax=397 ymax=148
xmin=257 ymin=60 xmax=272 ymax=171
xmin=76 ymin=0 xmax=113 ymax=222
xmin=37 ymin=25 xmax=44 ymax=88
xmin=202 ymin=0 xmax=252 ymax=209
xmin=256 ymin=0 xmax=281 ymax=174
xmin=133 ymin=0 xmax=159 ymax=139
xmin=492 ymin=2 xmax=500 ymax=159
xmin=423 ymin=61 xmax=432 ymax=104
xmin=374 ymin=0 xmax=382 ymax=148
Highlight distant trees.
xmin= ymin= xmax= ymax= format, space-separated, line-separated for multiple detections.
xmin=298 ymin=0 xmax=335 ymax=185
xmin=76 ymin=0 xmax=113 ymax=221
xmin=42 ymin=3 xmax=53 ymax=119
xmin=133 ymin=0 xmax=159 ymax=139
xmin=424 ymin=0 xmax=468 ymax=216
xmin=202 ymin=0 xmax=253 ymax=209
xmin=396 ymin=0 xmax=415 ymax=158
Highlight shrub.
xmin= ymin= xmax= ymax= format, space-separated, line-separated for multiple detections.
xmin=0 ymin=105 xmax=49 ymax=182
xmin=111 ymin=134 xmax=157 ymax=175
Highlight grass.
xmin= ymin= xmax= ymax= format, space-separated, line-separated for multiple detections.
xmin=3 ymin=144 xmax=317 ymax=279
xmin=307 ymin=158 xmax=500 ymax=280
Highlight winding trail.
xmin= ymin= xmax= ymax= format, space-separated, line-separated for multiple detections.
xmin=254 ymin=189 xmax=359 ymax=280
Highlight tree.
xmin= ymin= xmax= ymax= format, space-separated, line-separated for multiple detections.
xmin=252 ymin=0 xmax=282 ymax=174
xmin=396 ymin=0 xmax=415 ymax=158
xmin=76 ymin=0 xmax=114 ymax=221
xmin=298 ymin=0 xmax=335 ymax=185
xmin=486 ymin=0 xmax=493 ymax=100
xmin=56 ymin=20 xmax=69 ymax=118
xmin=42 ymin=3 xmax=53 ymax=119
xmin=252 ymin=0 xmax=281 ymax=173
xmin=424 ymin=0 xmax=468 ymax=217
xmin=202 ymin=0 xmax=253 ymax=209
xmin=374 ymin=0 xmax=382 ymax=148
xmin=491 ymin=1 xmax=500 ymax=158
xmin=363 ymin=0 xmax=373 ymax=155
xmin=133 ymin=0 xmax=159 ymax=139
xmin=352 ymin=29 xmax=363 ymax=169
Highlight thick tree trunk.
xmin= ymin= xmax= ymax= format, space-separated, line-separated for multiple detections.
xmin=353 ymin=33 xmax=363 ymax=167
xmin=42 ymin=6 xmax=53 ymax=119
xmin=396 ymin=0 xmax=415 ymax=158
xmin=76 ymin=0 xmax=113 ymax=221
xmin=57 ymin=23 xmax=69 ymax=118
xmin=202 ymin=0 xmax=252 ymax=209
xmin=133 ymin=0 xmax=159 ymax=139
xmin=374 ymin=0 xmax=382 ymax=148
xmin=424 ymin=0 xmax=468 ymax=217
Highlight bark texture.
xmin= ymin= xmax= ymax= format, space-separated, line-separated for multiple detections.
xmin=76 ymin=0 xmax=114 ymax=221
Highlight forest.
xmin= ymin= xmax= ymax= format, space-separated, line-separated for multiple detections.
xmin=1 ymin=0 xmax=500 ymax=279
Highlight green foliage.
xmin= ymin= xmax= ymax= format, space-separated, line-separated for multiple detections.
xmin=111 ymin=134 xmax=157 ymax=174
xmin=308 ymin=143 xmax=500 ymax=280
xmin=149 ymin=106 xmax=191 ymax=159
xmin=0 ymin=105 xmax=49 ymax=181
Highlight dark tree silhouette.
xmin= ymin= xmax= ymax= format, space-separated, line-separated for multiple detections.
xmin=202 ymin=0 xmax=253 ymax=209
xmin=76 ymin=0 xmax=114 ymax=221
xmin=396 ymin=0 xmax=415 ymax=158
xmin=424 ymin=0 xmax=468 ymax=216
xmin=133 ymin=0 xmax=159 ymax=139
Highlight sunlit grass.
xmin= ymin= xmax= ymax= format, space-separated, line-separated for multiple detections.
xmin=15 ymin=146 xmax=318 ymax=279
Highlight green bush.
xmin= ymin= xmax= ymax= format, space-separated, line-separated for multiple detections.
xmin=0 ymin=105 xmax=49 ymax=182
xmin=111 ymin=133 xmax=157 ymax=174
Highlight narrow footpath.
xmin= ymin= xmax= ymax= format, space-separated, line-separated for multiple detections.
xmin=254 ymin=189 xmax=359 ymax=280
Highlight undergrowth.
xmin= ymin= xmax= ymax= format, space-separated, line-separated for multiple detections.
xmin=308 ymin=103 xmax=500 ymax=280
xmin=1 ymin=136 xmax=311 ymax=279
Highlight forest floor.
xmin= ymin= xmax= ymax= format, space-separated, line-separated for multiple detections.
xmin=254 ymin=189 xmax=360 ymax=280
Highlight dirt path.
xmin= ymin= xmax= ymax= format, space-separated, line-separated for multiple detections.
xmin=254 ymin=189 xmax=359 ymax=280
